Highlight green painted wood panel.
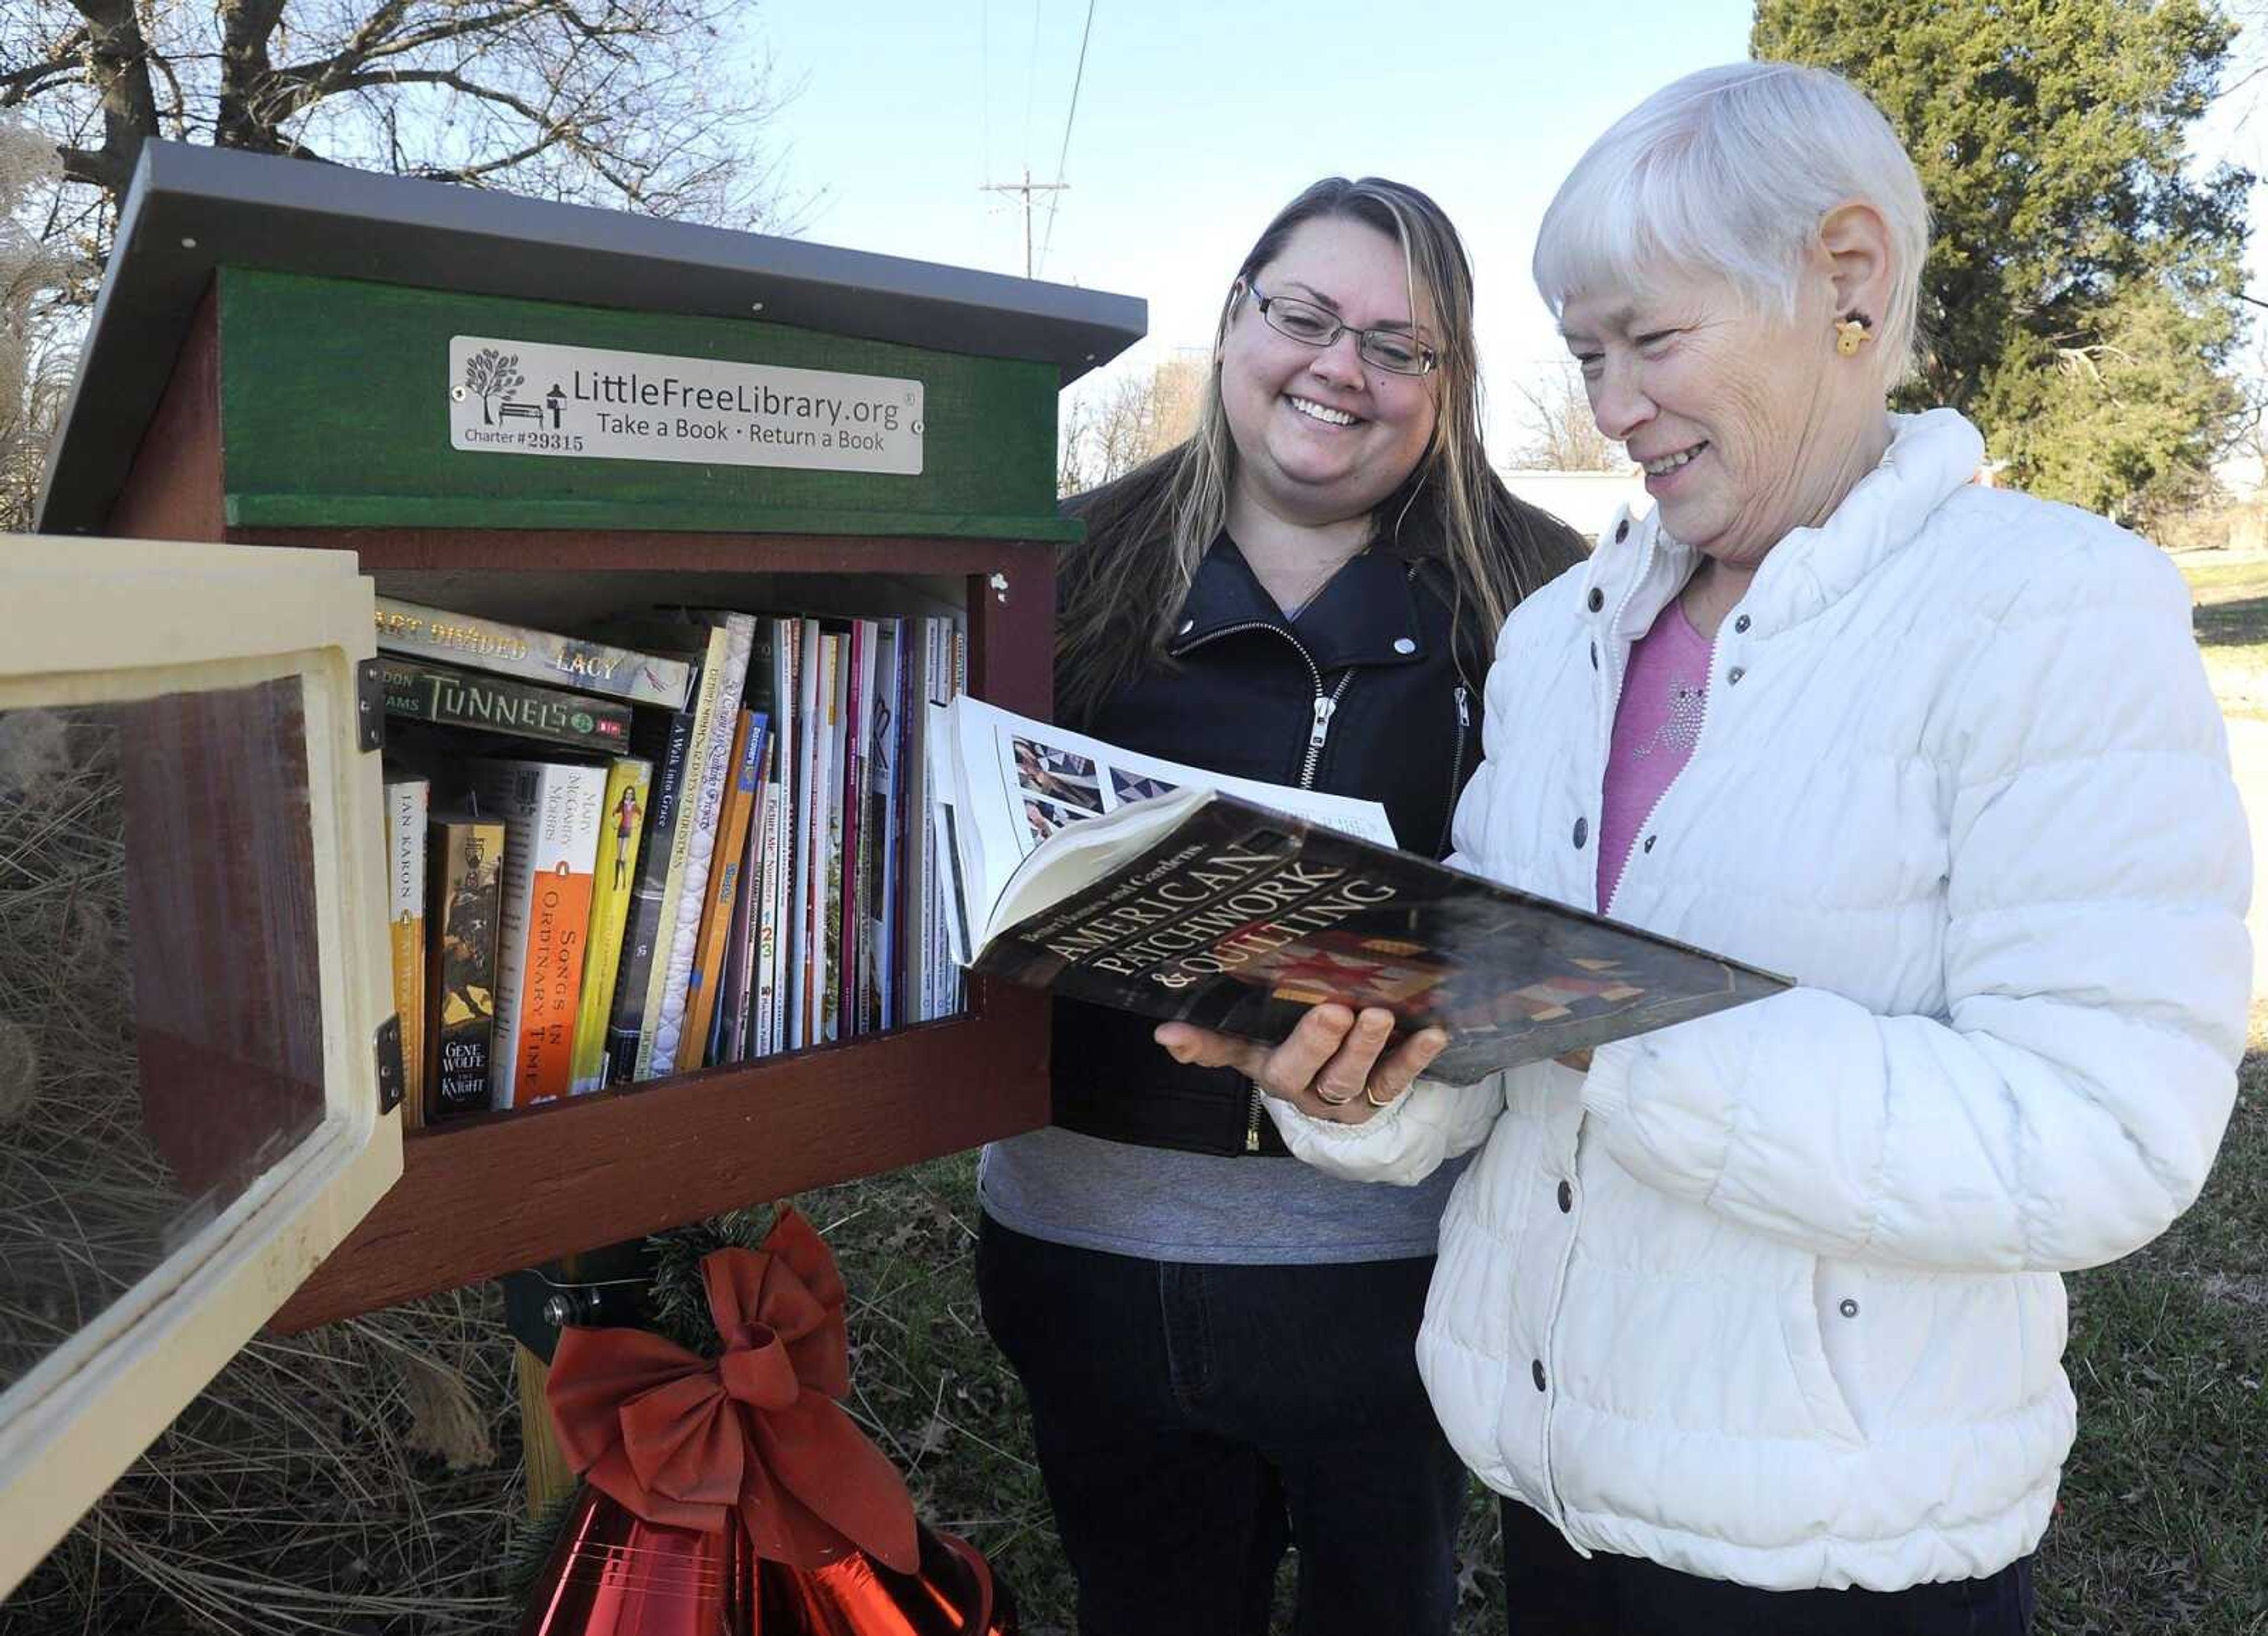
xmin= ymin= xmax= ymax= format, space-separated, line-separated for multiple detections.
xmin=217 ymin=269 xmax=1074 ymax=540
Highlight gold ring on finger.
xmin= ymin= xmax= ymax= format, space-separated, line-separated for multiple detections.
xmin=1363 ymin=1083 xmax=1396 ymax=1108
xmin=1313 ymin=1084 xmax=1360 ymax=1106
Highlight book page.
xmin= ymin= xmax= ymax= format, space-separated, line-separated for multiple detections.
xmin=934 ymin=697 xmax=1396 ymax=957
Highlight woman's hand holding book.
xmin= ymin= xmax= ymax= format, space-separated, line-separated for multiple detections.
xmin=1154 ymin=1006 xmax=1449 ymax=1125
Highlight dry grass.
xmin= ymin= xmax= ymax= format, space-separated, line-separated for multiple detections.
xmin=0 ymin=706 xmax=172 ymax=1398
xmin=1 ymin=708 xmax=523 ymax=1635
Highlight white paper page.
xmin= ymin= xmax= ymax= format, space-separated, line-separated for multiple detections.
xmin=933 ymin=696 xmax=1397 ymax=949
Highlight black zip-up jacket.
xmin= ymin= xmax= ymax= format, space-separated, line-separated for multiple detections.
xmin=1051 ymin=529 xmax=1495 ymax=1157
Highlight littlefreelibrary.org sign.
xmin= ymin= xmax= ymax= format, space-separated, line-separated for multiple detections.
xmin=447 ymin=335 xmax=924 ymax=475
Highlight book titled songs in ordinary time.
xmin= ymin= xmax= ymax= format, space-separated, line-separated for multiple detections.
xmin=930 ymin=699 xmax=1786 ymax=1084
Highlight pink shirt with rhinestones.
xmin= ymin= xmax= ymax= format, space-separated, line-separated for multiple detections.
xmin=1598 ymin=597 xmax=1713 ymax=912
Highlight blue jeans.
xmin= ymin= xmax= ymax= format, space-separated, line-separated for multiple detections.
xmin=1501 ymin=1494 xmax=2036 ymax=1634
xmin=976 ymin=1215 xmax=1468 ymax=1636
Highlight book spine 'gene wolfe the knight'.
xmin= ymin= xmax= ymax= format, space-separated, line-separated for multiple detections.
xmin=376 ymin=596 xmax=693 ymax=710
xmin=426 ymin=811 xmax=507 ymax=1120
xmin=381 ymin=656 xmax=634 ymax=754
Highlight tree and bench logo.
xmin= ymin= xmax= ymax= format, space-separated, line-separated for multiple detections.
xmin=451 ymin=347 xmax=565 ymax=430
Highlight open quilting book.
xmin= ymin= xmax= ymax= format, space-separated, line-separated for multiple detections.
xmin=927 ymin=698 xmax=1785 ymax=1084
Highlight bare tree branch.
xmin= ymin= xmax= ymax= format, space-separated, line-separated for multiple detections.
xmin=276 ymin=3 xmax=559 ymax=93
xmin=0 ymin=25 xmax=87 ymax=105
xmin=1508 ymin=359 xmax=1626 ymax=472
xmin=330 ymin=65 xmax=556 ymax=128
xmin=5 ymin=0 xmax=801 ymax=267
xmin=1060 ymin=356 xmax=1205 ymax=495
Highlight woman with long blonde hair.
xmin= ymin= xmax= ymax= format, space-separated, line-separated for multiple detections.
xmin=976 ymin=176 xmax=1582 ymax=1636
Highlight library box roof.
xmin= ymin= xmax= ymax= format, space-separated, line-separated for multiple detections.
xmin=38 ymin=141 xmax=1148 ymax=537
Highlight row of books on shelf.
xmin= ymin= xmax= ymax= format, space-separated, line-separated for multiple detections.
xmin=375 ymin=596 xmax=967 ymax=1126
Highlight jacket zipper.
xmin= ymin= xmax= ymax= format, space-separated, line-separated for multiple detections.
xmin=1302 ymin=669 xmax=1359 ymax=787
xmin=1172 ymin=618 xmax=1353 ymax=791
xmin=1436 ymin=683 xmax=1471 ymax=858
xmin=1174 ymin=617 xmax=1353 ymax=1152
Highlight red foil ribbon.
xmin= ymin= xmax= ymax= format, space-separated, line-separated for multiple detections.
xmin=547 ymin=1208 xmax=920 ymax=1575
xmin=517 ymin=1486 xmax=1017 ymax=1636
xmin=518 ymin=1484 xmax=746 ymax=1636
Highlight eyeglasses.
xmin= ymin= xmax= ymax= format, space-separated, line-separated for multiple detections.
xmin=1243 ymin=282 xmax=1439 ymax=376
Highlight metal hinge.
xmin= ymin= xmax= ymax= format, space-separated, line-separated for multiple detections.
xmin=374 ymin=1014 xmax=404 ymax=1116
xmin=356 ymin=657 xmax=386 ymax=753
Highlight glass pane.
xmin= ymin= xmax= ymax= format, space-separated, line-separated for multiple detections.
xmin=0 ymin=677 xmax=325 ymax=1397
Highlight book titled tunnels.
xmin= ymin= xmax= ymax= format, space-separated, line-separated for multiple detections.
xmin=379 ymin=655 xmax=633 ymax=752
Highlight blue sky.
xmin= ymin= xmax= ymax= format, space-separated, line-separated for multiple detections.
xmin=749 ymin=2 xmax=2263 ymax=452
xmin=750 ymin=0 xmax=1754 ymax=444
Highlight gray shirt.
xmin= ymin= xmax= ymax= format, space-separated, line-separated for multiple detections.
xmin=979 ymin=1125 xmax=1468 ymax=1265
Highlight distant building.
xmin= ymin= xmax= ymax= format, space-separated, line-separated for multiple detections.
xmin=1503 ymin=468 xmax=1652 ymax=546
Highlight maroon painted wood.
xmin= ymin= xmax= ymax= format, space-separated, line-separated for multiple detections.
xmin=106 ymin=291 xmax=224 ymax=543
xmin=272 ymin=989 xmax=1048 ymax=1331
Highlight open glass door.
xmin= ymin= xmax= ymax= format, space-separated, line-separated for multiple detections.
xmin=0 ymin=537 xmax=400 ymax=1596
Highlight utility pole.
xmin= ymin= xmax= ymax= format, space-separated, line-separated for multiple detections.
xmin=980 ymin=167 xmax=1069 ymax=279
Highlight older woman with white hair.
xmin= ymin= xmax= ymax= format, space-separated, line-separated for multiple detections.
xmin=1156 ymin=61 xmax=2251 ymax=1632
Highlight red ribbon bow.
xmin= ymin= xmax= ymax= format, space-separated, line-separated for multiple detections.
xmin=546 ymin=1207 xmax=919 ymax=1575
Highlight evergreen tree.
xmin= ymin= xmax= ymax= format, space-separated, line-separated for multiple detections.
xmin=1753 ymin=0 xmax=2251 ymax=523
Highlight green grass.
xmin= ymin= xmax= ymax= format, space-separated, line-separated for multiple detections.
xmin=2179 ymin=550 xmax=2268 ymax=720
xmin=811 ymin=1039 xmax=2268 ymax=1635
xmin=2035 ymin=1028 xmax=2268 ymax=1634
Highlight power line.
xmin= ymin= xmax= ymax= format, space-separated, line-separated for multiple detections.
xmin=982 ymin=169 xmax=1070 ymax=279
xmin=1035 ymin=0 xmax=1097 ymax=279
xmin=1022 ymin=0 xmax=1043 ymax=171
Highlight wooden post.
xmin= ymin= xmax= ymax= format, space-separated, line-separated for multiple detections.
xmin=516 ymin=1344 xmax=578 ymax=1519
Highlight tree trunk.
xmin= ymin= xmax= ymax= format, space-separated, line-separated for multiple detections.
xmin=215 ymin=1 xmax=294 ymax=152
xmin=59 ymin=0 xmax=160 ymax=194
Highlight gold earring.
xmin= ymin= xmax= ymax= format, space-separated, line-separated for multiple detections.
xmin=1835 ymin=315 xmax=1874 ymax=357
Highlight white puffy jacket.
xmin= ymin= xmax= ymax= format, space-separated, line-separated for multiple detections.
xmin=1269 ymin=409 xmax=2250 ymax=1592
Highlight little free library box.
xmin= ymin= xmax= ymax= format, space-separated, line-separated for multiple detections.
xmin=0 ymin=141 xmax=1141 ymax=1591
